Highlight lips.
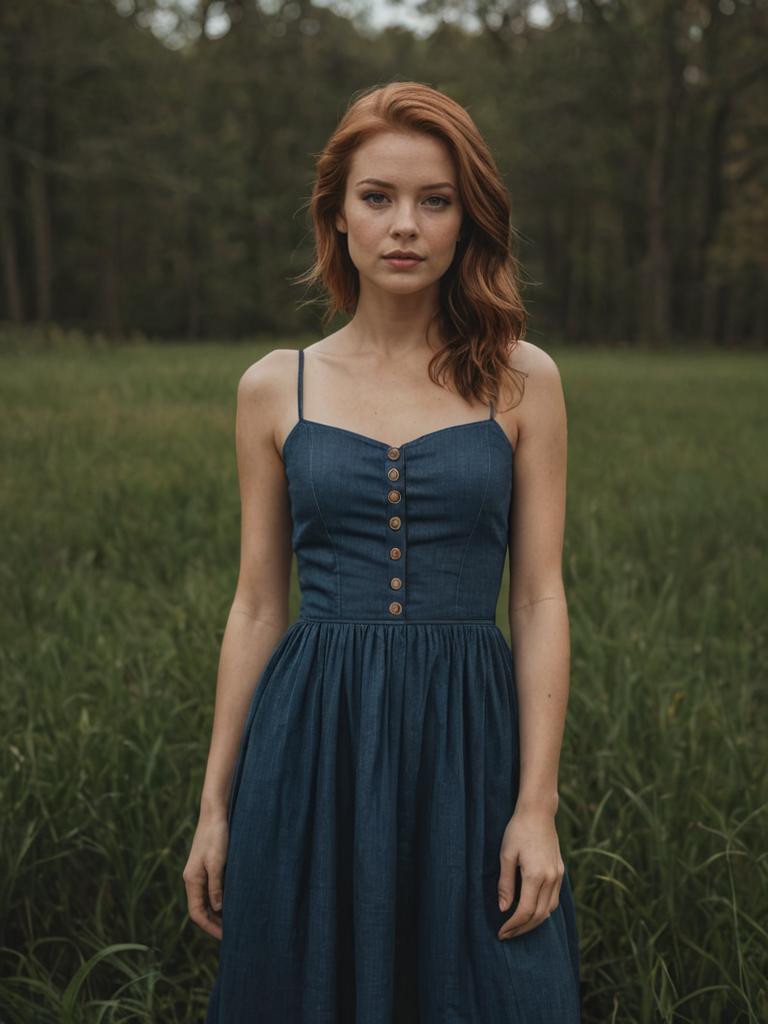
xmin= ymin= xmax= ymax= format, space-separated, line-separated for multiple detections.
xmin=383 ymin=253 xmax=424 ymax=260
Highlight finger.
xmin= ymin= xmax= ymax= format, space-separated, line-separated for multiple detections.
xmin=198 ymin=915 xmax=223 ymax=941
xmin=548 ymin=867 xmax=563 ymax=915
xmin=185 ymin=876 xmax=223 ymax=941
xmin=502 ymin=876 xmax=555 ymax=940
xmin=207 ymin=861 xmax=225 ymax=914
xmin=498 ymin=870 xmax=542 ymax=939
xmin=190 ymin=898 xmax=223 ymax=940
xmin=497 ymin=851 xmax=519 ymax=912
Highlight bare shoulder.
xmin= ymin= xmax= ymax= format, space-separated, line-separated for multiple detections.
xmin=236 ymin=348 xmax=301 ymax=456
xmin=503 ymin=340 xmax=566 ymax=449
xmin=506 ymin=339 xmax=562 ymax=384
xmin=237 ymin=347 xmax=298 ymax=400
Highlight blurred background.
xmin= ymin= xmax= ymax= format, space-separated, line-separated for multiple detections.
xmin=1 ymin=1 xmax=766 ymax=1022
xmin=1 ymin=0 xmax=767 ymax=344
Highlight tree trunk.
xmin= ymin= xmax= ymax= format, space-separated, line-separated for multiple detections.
xmin=100 ymin=200 xmax=122 ymax=339
xmin=0 ymin=146 xmax=24 ymax=322
xmin=28 ymin=161 xmax=52 ymax=324
xmin=641 ymin=0 xmax=683 ymax=346
xmin=28 ymin=43 xmax=55 ymax=328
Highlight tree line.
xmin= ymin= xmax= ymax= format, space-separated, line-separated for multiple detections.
xmin=0 ymin=0 xmax=766 ymax=346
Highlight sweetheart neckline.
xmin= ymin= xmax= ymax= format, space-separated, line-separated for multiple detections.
xmin=281 ymin=415 xmax=515 ymax=462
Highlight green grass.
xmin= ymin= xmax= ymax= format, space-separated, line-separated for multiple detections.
xmin=1 ymin=336 xmax=766 ymax=1022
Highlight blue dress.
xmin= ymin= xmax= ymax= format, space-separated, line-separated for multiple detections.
xmin=204 ymin=347 xmax=581 ymax=1023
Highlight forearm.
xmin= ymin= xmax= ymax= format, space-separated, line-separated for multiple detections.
xmin=199 ymin=603 xmax=288 ymax=818
xmin=509 ymin=590 xmax=570 ymax=817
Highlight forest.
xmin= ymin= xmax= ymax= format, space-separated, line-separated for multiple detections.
xmin=1 ymin=0 xmax=766 ymax=346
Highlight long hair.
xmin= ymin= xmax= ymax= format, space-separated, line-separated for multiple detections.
xmin=292 ymin=81 xmax=528 ymax=411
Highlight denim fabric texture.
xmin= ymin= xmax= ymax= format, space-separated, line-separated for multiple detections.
xmin=204 ymin=348 xmax=582 ymax=1022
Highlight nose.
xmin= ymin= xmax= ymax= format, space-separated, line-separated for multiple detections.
xmin=388 ymin=200 xmax=419 ymax=238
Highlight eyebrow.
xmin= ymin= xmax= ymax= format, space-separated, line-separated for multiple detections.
xmin=355 ymin=177 xmax=457 ymax=192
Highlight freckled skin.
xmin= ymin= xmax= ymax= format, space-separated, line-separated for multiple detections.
xmin=334 ymin=130 xmax=464 ymax=303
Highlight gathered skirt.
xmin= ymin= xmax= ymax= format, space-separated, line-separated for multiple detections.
xmin=204 ymin=618 xmax=581 ymax=1022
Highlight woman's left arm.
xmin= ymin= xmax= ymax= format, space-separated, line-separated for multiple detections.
xmin=496 ymin=343 xmax=571 ymax=941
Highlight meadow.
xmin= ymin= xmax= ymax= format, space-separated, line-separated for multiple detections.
xmin=1 ymin=334 xmax=766 ymax=1023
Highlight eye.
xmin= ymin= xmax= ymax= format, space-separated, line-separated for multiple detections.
xmin=360 ymin=192 xmax=451 ymax=209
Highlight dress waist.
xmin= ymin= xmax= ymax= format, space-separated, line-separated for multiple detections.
xmin=297 ymin=615 xmax=498 ymax=625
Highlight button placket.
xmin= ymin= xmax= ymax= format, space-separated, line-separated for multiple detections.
xmin=385 ymin=446 xmax=404 ymax=616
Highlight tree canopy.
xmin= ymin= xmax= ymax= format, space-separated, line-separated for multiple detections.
xmin=1 ymin=0 xmax=765 ymax=345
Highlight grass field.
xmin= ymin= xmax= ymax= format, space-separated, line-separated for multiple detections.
xmin=1 ymin=336 xmax=766 ymax=1023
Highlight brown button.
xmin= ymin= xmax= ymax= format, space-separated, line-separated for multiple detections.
xmin=389 ymin=546 xmax=401 ymax=559
xmin=388 ymin=600 xmax=403 ymax=615
xmin=390 ymin=577 xmax=402 ymax=590
xmin=387 ymin=489 xmax=401 ymax=503
xmin=388 ymin=515 xmax=401 ymax=530
xmin=387 ymin=447 xmax=400 ymax=460
xmin=387 ymin=467 xmax=400 ymax=481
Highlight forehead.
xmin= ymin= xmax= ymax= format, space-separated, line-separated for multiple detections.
xmin=347 ymin=131 xmax=456 ymax=187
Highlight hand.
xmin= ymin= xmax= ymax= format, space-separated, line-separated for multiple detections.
xmin=183 ymin=811 xmax=229 ymax=941
xmin=496 ymin=806 xmax=565 ymax=940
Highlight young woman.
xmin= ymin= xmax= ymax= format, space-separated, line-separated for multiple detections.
xmin=185 ymin=81 xmax=582 ymax=1022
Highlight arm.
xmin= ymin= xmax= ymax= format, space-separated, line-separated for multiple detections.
xmin=496 ymin=343 xmax=571 ymax=940
xmin=183 ymin=351 xmax=294 ymax=940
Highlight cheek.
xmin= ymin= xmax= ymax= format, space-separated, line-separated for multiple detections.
xmin=346 ymin=211 xmax=382 ymax=250
xmin=431 ymin=214 xmax=462 ymax=247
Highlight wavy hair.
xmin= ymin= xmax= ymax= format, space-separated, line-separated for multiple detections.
xmin=292 ymin=81 xmax=528 ymax=411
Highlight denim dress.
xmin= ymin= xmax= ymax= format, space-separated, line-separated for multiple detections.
xmin=204 ymin=347 xmax=582 ymax=1023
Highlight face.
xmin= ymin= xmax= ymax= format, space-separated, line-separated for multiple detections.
xmin=334 ymin=130 xmax=464 ymax=293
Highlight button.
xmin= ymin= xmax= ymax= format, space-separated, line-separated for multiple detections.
xmin=387 ymin=489 xmax=401 ymax=503
xmin=390 ymin=577 xmax=402 ymax=590
xmin=388 ymin=515 xmax=401 ymax=530
xmin=387 ymin=467 xmax=400 ymax=481
xmin=387 ymin=447 xmax=400 ymax=460
xmin=389 ymin=547 xmax=401 ymax=559
xmin=388 ymin=600 xmax=403 ymax=615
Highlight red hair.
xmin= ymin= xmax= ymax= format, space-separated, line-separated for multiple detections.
xmin=293 ymin=81 xmax=528 ymax=411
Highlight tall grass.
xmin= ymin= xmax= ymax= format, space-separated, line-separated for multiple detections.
xmin=1 ymin=338 xmax=766 ymax=1022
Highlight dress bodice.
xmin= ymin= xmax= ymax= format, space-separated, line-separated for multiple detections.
xmin=283 ymin=349 xmax=514 ymax=623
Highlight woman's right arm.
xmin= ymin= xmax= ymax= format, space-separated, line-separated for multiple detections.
xmin=183 ymin=351 xmax=295 ymax=941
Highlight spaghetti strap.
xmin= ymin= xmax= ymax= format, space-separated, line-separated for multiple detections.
xmin=297 ymin=348 xmax=304 ymax=421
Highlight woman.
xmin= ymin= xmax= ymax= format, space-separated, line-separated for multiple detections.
xmin=185 ymin=81 xmax=582 ymax=1022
